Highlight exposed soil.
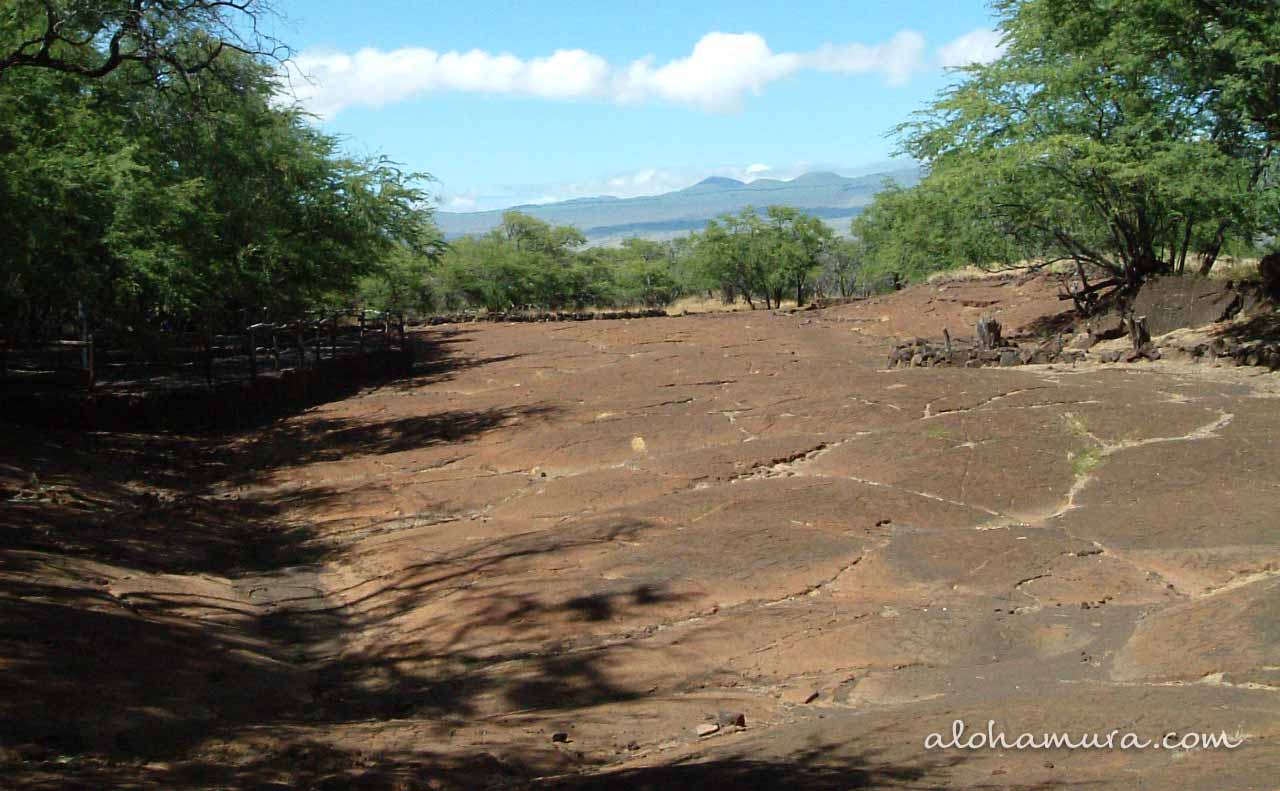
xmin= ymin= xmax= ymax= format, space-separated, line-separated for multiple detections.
xmin=3 ymin=276 xmax=1278 ymax=789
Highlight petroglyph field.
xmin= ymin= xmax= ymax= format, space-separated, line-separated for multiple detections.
xmin=4 ymin=278 xmax=1279 ymax=789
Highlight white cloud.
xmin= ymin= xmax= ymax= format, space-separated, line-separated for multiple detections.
xmin=805 ymin=30 xmax=927 ymax=86
xmin=288 ymin=28 xmax=1006 ymax=118
xmin=745 ymin=163 xmax=771 ymax=176
xmin=288 ymin=46 xmax=612 ymax=116
xmin=613 ymin=32 xmax=800 ymax=113
xmin=937 ymin=28 xmax=1006 ymax=68
xmin=445 ymin=195 xmax=477 ymax=210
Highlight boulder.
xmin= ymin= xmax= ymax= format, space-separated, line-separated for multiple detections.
xmin=1130 ymin=276 xmax=1242 ymax=336
xmin=1260 ymin=252 xmax=1280 ymax=299
xmin=1066 ymin=331 xmax=1094 ymax=350
xmin=1087 ymin=314 xmax=1127 ymax=342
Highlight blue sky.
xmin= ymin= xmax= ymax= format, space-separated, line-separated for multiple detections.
xmin=274 ymin=1 xmax=1003 ymax=211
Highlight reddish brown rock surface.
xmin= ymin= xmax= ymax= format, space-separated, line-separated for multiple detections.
xmin=2 ymin=279 xmax=1278 ymax=789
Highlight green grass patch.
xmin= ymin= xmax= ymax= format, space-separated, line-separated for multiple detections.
xmin=1070 ymin=446 xmax=1105 ymax=478
xmin=1063 ymin=412 xmax=1105 ymax=478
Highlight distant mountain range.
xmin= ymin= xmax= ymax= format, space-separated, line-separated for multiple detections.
xmin=435 ymin=166 xmax=921 ymax=245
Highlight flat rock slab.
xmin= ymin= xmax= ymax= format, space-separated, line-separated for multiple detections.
xmin=2 ymin=297 xmax=1277 ymax=789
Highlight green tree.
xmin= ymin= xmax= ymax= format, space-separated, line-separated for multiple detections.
xmin=763 ymin=206 xmax=833 ymax=306
xmin=697 ymin=209 xmax=770 ymax=308
xmin=1 ymin=0 xmax=286 ymax=79
xmin=0 ymin=45 xmax=437 ymax=346
xmin=865 ymin=0 xmax=1279 ymax=292
xmin=816 ymin=238 xmax=865 ymax=298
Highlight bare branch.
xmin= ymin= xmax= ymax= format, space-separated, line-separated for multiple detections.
xmin=0 ymin=0 xmax=291 ymax=80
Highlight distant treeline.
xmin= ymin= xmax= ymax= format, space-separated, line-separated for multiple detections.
xmin=401 ymin=207 xmax=874 ymax=313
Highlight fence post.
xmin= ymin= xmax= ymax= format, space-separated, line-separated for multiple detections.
xmin=204 ymin=335 xmax=214 ymax=387
xmin=329 ymin=314 xmax=338 ymax=360
xmin=358 ymin=311 xmax=366 ymax=354
xmin=272 ymin=328 xmax=281 ymax=371
xmin=291 ymin=327 xmax=302 ymax=369
xmin=247 ymin=325 xmax=257 ymax=380
xmin=313 ymin=322 xmax=322 ymax=365
xmin=78 ymin=301 xmax=90 ymax=373
xmin=85 ymin=338 xmax=95 ymax=391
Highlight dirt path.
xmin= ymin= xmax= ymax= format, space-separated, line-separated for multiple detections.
xmin=3 ymin=297 xmax=1278 ymax=788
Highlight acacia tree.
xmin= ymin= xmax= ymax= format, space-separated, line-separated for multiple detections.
xmin=0 ymin=45 xmax=437 ymax=344
xmin=763 ymin=206 xmax=833 ymax=306
xmin=0 ymin=0 xmax=287 ymax=79
xmin=868 ymin=0 xmax=1279 ymax=293
xmin=698 ymin=209 xmax=770 ymax=308
xmin=815 ymin=238 xmax=864 ymax=298
xmin=694 ymin=207 xmax=835 ymax=308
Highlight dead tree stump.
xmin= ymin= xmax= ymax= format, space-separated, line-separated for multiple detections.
xmin=1123 ymin=314 xmax=1158 ymax=361
xmin=976 ymin=317 xmax=1003 ymax=350
xmin=1126 ymin=314 xmax=1150 ymax=351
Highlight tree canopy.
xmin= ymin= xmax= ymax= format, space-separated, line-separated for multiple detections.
xmin=854 ymin=0 xmax=1280 ymax=292
xmin=1 ymin=19 xmax=435 ymax=345
xmin=0 ymin=0 xmax=286 ymax=79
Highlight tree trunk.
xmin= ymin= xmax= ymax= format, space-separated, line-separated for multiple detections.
xmin=1126 ymin=314 xmax=1150 ymax=352
xmin=976 ymin=317 xmax=1003 ymax=350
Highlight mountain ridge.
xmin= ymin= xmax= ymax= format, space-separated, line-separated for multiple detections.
xmin=437 ymin=166 xmax=920 ymax=243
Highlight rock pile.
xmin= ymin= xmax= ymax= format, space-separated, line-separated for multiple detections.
xmin=1155 ymin=325 xmax=1280 ymax=369
xmin=887 ymin=334 xmax=1085 ymax=369
xmin=889 ymin=322 xmax=1280 ymax=371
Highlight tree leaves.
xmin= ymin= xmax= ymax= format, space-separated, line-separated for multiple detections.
xmin=856 ymin=0 xmax=1279 ymax=286
xmin=0 ymin=46 xmax=437 ymax=341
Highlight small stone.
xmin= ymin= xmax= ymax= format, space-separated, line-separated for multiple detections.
xmin=718 ymin=711 xmax=747 ymax=728
xmin=696 ymin=723 xmax=720 ymax=737
xmin=551 ymin=732 xmax=570 ymax=743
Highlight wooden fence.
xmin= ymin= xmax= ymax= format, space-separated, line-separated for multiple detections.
xmin=1 ymin=311 xmax=407 ymax=393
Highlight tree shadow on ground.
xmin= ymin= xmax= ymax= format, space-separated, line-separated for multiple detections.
xmin=235 ymin=403 xmax=557 ymax=472
xmin=546 ymin=741 xmax=975 ymax=791
xmin=0 ymin=329 xmax=524 ymax=432
xmin=0 ymin=737 xmax=1001 ymax=791
xmin=1016 ymin=308 xmax=1078 ymax=340
xmin=0 ymin=324 xmax=1025 ymax=790
xmin=0 ymin=328 xmax=569 ymax=778
xmin=274 ymin=516 xmax=681 ymax=721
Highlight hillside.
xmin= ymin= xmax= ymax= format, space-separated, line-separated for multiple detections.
xmin=436 ymin=166 xmax=920 ymax=242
